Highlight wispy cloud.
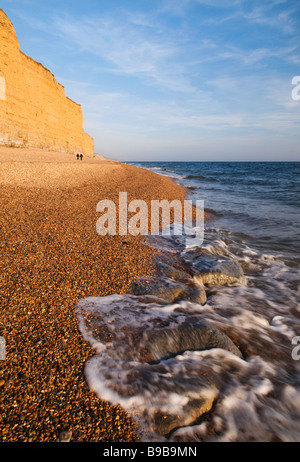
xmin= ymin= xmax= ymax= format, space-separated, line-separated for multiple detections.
xmin=194 ymin=0 xmax=245 ymax=7
xmin=192 ymin=0 xmax=297 ymax=36
xmin=218 ymin=44 xmax=298 ymax=66
xmin=238 ymin=3 xmax=297 ymax=34
xmin=53 ymin=11 xmax=196 ymax=93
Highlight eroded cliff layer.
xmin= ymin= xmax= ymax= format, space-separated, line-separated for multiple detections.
xmin=0 ymin=9 xmax=94 ymax=157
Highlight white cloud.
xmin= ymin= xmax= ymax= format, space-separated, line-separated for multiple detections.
xmin=53 ymin=12 xmax=196 ymax=93
xmin=239 ymin=4 xmax=297 ymax=34
xmin=194 ymin=0 xmax=244 ymax=7
xmin=218 ymin=44 xmax=298 ymax=66
xmin=195 ymin=1 xmax=297 ymax=36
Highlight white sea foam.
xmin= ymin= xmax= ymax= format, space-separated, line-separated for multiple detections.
xmin=75 ymin=276 xmax=300 ymax=441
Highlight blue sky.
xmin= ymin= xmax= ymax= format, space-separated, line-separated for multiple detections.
xmin=2 ymin=0 xmax=300 ymax=161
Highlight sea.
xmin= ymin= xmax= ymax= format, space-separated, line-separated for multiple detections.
xmin=75 ymin=161 xmax=300 ymax=442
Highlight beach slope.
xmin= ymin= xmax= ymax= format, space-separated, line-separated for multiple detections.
xmin=0 ymin=147 xmax=192 ymax=442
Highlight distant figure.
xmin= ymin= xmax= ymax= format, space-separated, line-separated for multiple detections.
xmin=80 ymin=153 xmax=83 ymax=161
xmin=76 ymin=153 xmax=79 ymax=160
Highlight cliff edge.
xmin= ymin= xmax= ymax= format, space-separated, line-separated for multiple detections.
xmin=0 ymin=9 xmax=94 ymax=157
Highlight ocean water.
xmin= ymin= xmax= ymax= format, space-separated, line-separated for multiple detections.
xmin=76 ymin=161 xmax=300 ymax=442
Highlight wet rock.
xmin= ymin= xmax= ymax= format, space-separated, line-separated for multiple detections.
xmin=156 ymin=261 xmax=191 ymax=282
xmin=138 ymin=360 xmax=219 ymax=435
xmin=131 ymin=277 xmax=186 ymax=303
xmin=134 ymin=295 xmax=169 ymax=305
xmin=192 ymin=255 xmax=245 ymax=286
xmin=144 ymin=320 xmax=243 ymax=362
xmin=154 ymin=391 xmax=217 ymax=436
xmin=181 ymin=280 xmax=207 ymax=305
xmin=156 ymin=261 xmax=207 ymax=305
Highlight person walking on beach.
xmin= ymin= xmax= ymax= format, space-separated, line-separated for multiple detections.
xmin=80 ymin=153 xmax=83 ymax=161
xmin=76 ymin=153 xmax=79 ymax=160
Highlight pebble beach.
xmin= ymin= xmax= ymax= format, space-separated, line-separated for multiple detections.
xmin=0 ymin=146 xmax=191 ymax=442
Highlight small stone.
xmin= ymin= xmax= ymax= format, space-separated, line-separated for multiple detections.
xmin=0 ymin=379 xmax=5 ymax=387
xmin=59 ymin=430 xmax=72 ymax=442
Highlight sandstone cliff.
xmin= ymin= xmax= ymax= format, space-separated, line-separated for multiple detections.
xmin=0 ymin=9 xmax=94 ymax=157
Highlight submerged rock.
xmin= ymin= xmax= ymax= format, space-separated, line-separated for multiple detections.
xmin=144 ymin=320 xmax=243 ymax=362
xmin=135 ymin=351 xmax=220 ymax=436
xmin=141 ymin=319 xmax=243 ymax=434
xmin=154 ymin=380 xmax=218 ymax=435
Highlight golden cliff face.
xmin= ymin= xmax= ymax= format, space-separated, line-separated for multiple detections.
xmin=0 ymin=9 xmax=94 ymax=157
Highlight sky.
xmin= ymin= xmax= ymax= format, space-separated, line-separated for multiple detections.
xmin=1 ymin=0 xmax=300 ymax=161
